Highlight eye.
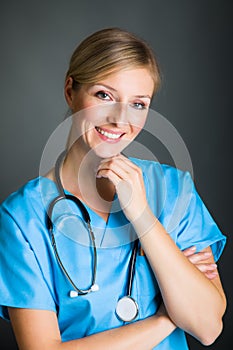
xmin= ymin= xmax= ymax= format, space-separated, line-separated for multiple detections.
xmin=95 ymin=91 xmax=111 ymax=101
xmin=131 ymin=102 xmax=147 ymax=110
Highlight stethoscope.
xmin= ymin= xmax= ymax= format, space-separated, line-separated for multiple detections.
xmin=47 ymin=151 xmax=139 ymax=322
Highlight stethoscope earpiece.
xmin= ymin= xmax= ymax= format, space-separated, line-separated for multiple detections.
xmin=69 ymin=283 xmax=99 ymax=298
xmin=69 ymin=290 xmax=78 ymax=298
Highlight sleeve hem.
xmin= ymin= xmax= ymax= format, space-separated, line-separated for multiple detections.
xmin=192 ymin=236 xmax=227 ymax=262
xmin=0 ymin=302 xmax=57 ymax=322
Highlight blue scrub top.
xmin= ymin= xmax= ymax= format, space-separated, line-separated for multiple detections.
xmin=0 ymin=158 xmax=226 ymax=349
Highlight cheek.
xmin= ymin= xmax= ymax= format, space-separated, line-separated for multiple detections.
xmin=73 ymin=101 xmax=93 ymax=113
xmin=131 ymin=115 xmax=147 ymax=134
xmin=72 ymin=91 xmax=98 ymax=113
xmin=72 ymin=103 xmax=102 ymax=130
xmin=132 ymin=125 xmax=143 ymax=137
xmin=71 ymin=111 xmax=94 ymax=142
xmin=128 ymin=108 xmax=148 ymax=129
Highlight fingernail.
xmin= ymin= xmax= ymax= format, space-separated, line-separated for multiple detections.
xmin=204 ymin=252 xmax=211 ymax=256
xmin=211 ymin=264 xmax=217 ymax=268
xmin=190 ymin=246 xmax=196 ymax=251
xmin=211 ymin=272 xmax=218 ymax=277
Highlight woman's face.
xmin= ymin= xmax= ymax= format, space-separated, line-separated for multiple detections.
xmin=65 ymin=68 xmax=154 ymax=158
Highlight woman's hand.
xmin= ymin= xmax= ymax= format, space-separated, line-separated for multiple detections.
xmin=97 ymin=155 xmax=148 ymax=222
xmin=183 ymin=246 xmax=218 ymax=280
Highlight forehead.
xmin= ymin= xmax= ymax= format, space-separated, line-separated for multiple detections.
xmin=93 ymin=68 xmax=155 ymax=96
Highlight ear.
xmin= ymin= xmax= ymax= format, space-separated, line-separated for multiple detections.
xmin=64 ymin=77 xmax=75 ymax=108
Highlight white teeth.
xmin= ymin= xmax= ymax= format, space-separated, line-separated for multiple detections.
xmin=96 ymin=127 xmax=122 ymax=139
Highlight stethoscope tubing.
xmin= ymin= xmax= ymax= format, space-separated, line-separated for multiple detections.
xmin=47 ymin=151 xmax=97 ymax=295
xmin=127 ymin=239 xmax=139 ymax=296
xmin=46 ymin=151 xmax=139 ymax=319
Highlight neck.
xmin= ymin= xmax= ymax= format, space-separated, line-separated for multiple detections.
xmin=62 ymin=143 xmax=115 ymax=211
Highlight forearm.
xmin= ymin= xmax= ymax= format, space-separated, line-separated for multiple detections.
xmin=9 ymin=307 xmax=176 ymax=350
xmin=133 ymin=207 xmax=226 ymax=344
xmin=59 ymin=314 xmax=176 ymax=350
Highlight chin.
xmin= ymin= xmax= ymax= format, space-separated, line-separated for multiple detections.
xmin=94 ymin=148 xmax=121 ymax=159
xmin=93 ymin=142 xmax=129 ymax=159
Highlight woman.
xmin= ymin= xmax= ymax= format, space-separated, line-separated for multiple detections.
xmin=0 ymin=28 xmax=226 ymax=349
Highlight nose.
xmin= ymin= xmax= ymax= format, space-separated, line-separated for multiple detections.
xmin=106 ymin=102 xmax=129 ymax=127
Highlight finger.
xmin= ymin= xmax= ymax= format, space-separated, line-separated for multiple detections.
xmin=98 ymin=158 xmax=142 ymax=182
xmin=183 ymin=246 xmax=196 ymax=257
xmin=97 ymin=161 xmax=131 ymax=182
xmin=100 ymin=154 xmax=129 ymax=163
xmin=99 ymin=158 xmax=132 ymax=173
xmin=100 ymin=154 xmax=140 ymax=172
xmin=116 ymin=154 xmax=141 ymax=170
xmin=195 ymin=263 xmax=217 ymax=273
xmin=186 ymin=251 xmax=212 ymax=264
xmin=204 ymin=271 xmax=218 ymax=280
xmin=96 ymin=168 xmax=122 ymax=187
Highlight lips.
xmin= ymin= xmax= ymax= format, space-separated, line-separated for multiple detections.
xmin=95 ymin=126 xmax=125 ymax=140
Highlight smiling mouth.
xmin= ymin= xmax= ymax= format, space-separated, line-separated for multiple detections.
xmin=95 ymin=126 xmax=125 ymax=140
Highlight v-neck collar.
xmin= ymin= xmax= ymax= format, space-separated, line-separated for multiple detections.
xmin=40 ymin=176 xmax=136 ymax=248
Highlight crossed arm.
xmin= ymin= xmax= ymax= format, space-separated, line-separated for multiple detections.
xmin=8 ymin=246 xmax=223 ymax=350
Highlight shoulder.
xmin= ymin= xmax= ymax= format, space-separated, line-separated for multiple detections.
xmin=129 ymin=157 xmax=194 ymax=192
xmin=0 ymin=176 xmax=59 ymax=252
xmin=1 ymin=178 xmax=40 ymax=214
xmin=0 ymin=177 xmax=57 ymax=224
xmin=130 ymin=158 xmax=195 ymax=229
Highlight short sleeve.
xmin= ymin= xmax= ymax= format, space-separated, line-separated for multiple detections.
xmin=0 ymin=206 xmax=56 ymax=321
xmin=176 ymin=173 xmax=226 ymax=261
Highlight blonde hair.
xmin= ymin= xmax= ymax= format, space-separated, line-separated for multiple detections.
xmin=65 ymin=27 xmax=161 ymax=94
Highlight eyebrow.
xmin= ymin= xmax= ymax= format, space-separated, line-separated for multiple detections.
xmin=94 ymin=83 xmax=152 ymax=100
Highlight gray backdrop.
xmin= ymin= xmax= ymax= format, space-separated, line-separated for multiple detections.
xmin=0 ymin=0 xmax=232 ymax=349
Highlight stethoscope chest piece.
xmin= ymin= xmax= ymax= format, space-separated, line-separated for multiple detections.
xmin=116 ymin=296 xmax=138 ymax=322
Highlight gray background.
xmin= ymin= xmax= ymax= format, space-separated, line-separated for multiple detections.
xmin=0 ymin=0 xmax=232 ymax=349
